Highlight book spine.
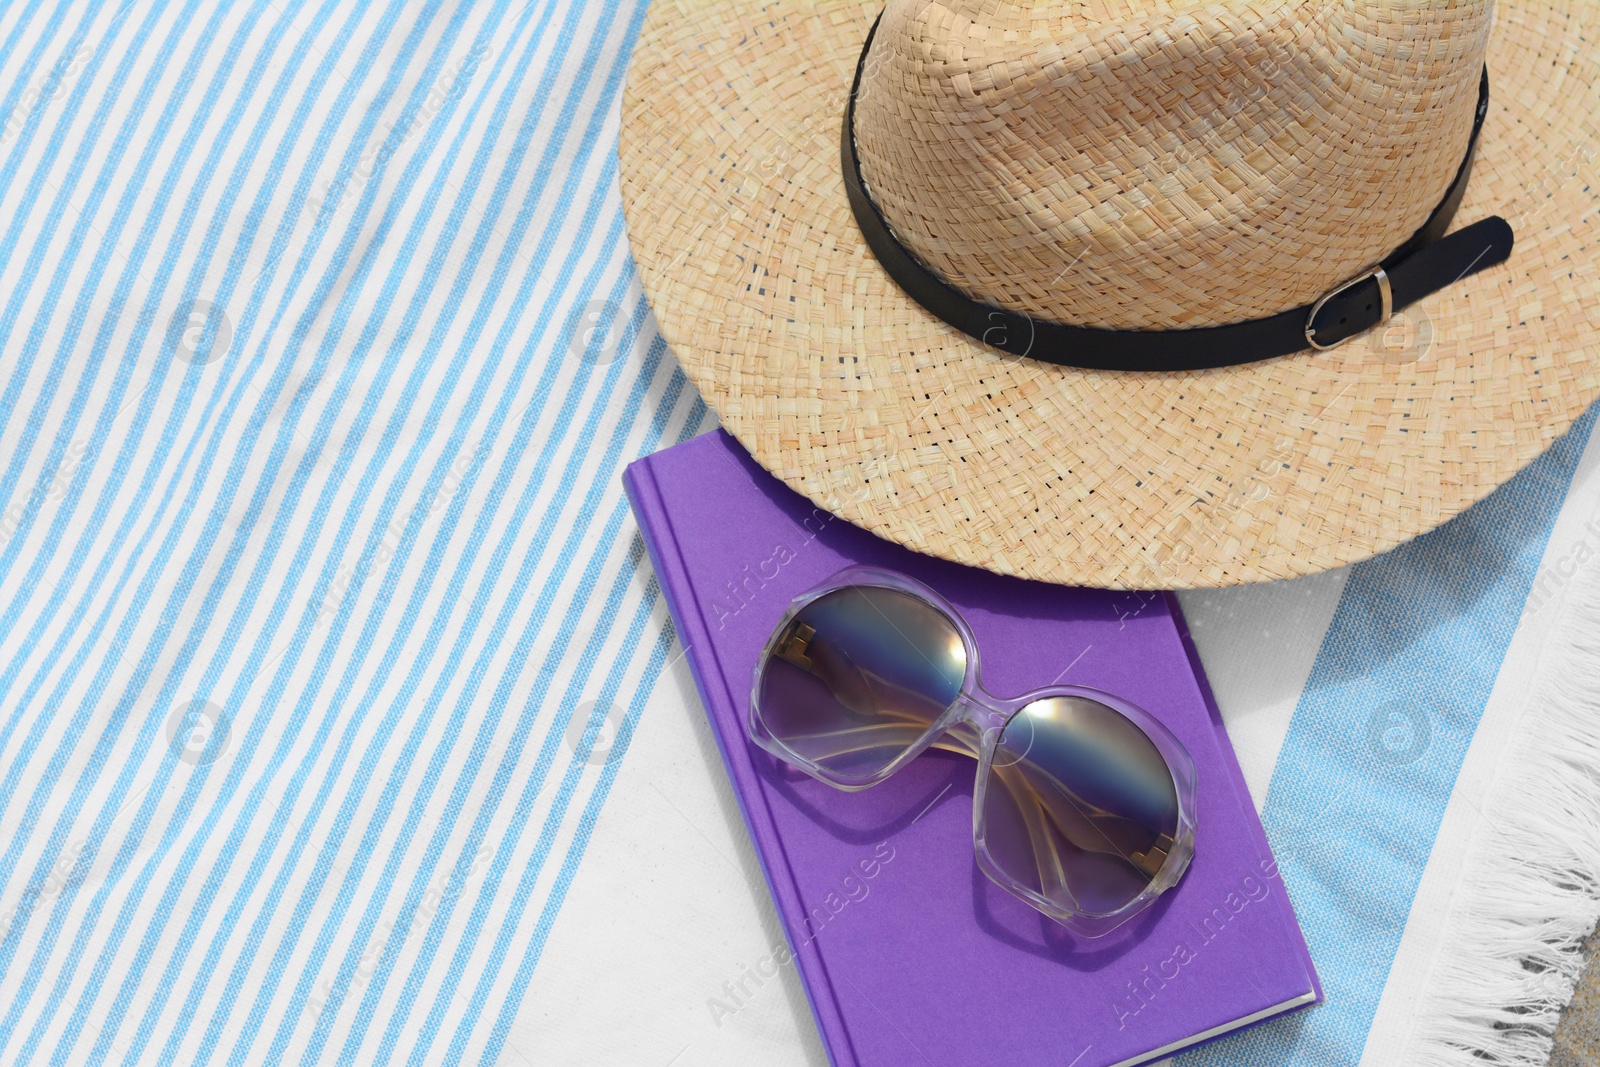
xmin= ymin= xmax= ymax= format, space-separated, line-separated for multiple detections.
xmin=622 ymin=455 xmax=854 ymax=1065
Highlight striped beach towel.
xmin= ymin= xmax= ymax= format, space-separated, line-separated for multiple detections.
xmin=0 ymin=1 xmax=704 ymax=1062
xmin=4 ymin=3 xmax=1600 ymax=1065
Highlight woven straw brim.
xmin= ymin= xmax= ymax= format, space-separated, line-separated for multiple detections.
xmin=620 ymin=0 xmax=1600 ymax=590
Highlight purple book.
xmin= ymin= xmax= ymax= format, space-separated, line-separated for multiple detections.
xmin=624 ymin=430 xmax=1320 ymax=1067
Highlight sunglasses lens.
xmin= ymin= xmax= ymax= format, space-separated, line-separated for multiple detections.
xmin=980 ymin=696 xmax=1181 ymax=916
xmin=756 ymin=585 xmax=967 ymax=781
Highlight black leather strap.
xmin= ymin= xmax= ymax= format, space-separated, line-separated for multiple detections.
xmin=842 ymin=15 xmax=1514 ymax=372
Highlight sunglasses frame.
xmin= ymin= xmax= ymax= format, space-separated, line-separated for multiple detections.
xmin=749 ymin=566 xmax=1197 ymax=937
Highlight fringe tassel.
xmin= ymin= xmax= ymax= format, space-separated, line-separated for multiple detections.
xmin=1408 ymin=563 xmax=1600 ymax=1065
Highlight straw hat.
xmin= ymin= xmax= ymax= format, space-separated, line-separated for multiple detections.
xmin=619 ymin=0 xmax=1600 ymax=589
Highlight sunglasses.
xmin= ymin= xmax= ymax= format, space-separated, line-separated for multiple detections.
xmin=749 ymin=567 xmax=1197 ymax=937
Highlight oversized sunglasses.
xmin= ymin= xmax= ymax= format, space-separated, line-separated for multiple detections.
xmin=749 ymin=567 xmax=1197 ymax=937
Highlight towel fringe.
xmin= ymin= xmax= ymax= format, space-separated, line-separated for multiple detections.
xmin=1408 ymin=560 xmax=1600 ymax=1064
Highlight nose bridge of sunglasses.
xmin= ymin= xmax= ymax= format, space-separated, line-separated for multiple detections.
xmin=955 ymin=692 xmax=1014 ymax=732
xmin=926 ymin=695 xmax=1010 ymax=760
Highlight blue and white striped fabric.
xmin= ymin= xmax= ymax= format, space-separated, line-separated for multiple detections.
xmin=1181 ymin=407 xmax=1600 ymax=1067
xmin=7 ymin=2 xmax=1600 ymax=1066
xmin=0 ymin=1 xmax=707 ymax=1063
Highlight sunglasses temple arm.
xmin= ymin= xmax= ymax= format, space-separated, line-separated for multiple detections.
xmin=779 ymin=722 xmax=931 ymax=764
xmin=989 ymin=760 xmax=1076 ymax=906
xmin=929 ymin=718 xmax=983 ymax=760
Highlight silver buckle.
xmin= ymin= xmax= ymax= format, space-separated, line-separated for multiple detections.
xmin=1305 ymin=266 xmax=1394 ymax=352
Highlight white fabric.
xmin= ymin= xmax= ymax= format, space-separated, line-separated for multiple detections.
xmin=1361 ymin=424 xmax=1600 ymax=1066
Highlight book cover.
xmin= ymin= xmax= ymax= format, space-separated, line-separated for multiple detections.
xmin=624 ymin=429 xmax=1320 ymax=1066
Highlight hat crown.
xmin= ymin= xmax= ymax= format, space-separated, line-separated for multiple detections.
xmin=852 ymin=0 xmax=1494 ymax=331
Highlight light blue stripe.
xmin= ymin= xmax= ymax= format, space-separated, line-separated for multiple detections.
xmin=117 ymin=6 xmax=546 ymax=1055
xmin=70 ymin=2 xmax=563 ymax=1062
xmin=331 ymin=272 xmax=653 ymax=1064
xmin=1182 ymin=406 xmax=1600 ymax=1067
xmin=0 ymin=0 xmax=379 ymax=784
xmin=0 ymin=0 xmax=745 ymax=1061
xmin=0 ymin=0 xmax=282 ymax=847
xmin=287 ymin=122 xmax=644 ymax=1067
xmin=0 ymin=0 xmax=388 ymax=987
xmin=0 ymin=0 xmax=142 ymax=531
xmin=447 ymin=380 xmax=708 ymax=1067
xmin=0 ymin=6 xmax=162 ymax=799
xmin=345 ymin=277 xmax=659 ymax=1063
xmin=0 ymin=2 xmax=147 ymax=625
xmin=0 ymin=0 xmax=409 ymax=901
xmin=2 ymin=10 xmax=471 ymax=1057
xmin=0 ymin=0 xmax=412 ymax=921
xmin=221 ymin=18 xmax=657 ymax=1067
xmin=151 ymin=10 xmax=583 ymax=1051
xmin=0 ymin=0 xmax=438 ymax=907
xmin=128 ymin=6 xmax=646 ymax=1062
xmin=13 ymin=5 xmax=300 ymax=1058
xmin=376 ymin=328 xmax=686 ymax=1065
xmin=477 ymin=542 xmax=700 ymax=1066
xmin=0 ymin=0 xmax=229 ymax=971
xmin=0 ymin=0 xmax=64 ymax=93
xmin=57 ymin=5 xmax=504 ymax=1065
xmin=170 ymin=10 xmax=639 ymax=1064
xmin=327 ymin=15 xmax=664 ymax=1056
xmin=39 ymin=8 xmax=509 ymax=1062
xmin=0 ymin=0 xmax=465 ymax=1052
